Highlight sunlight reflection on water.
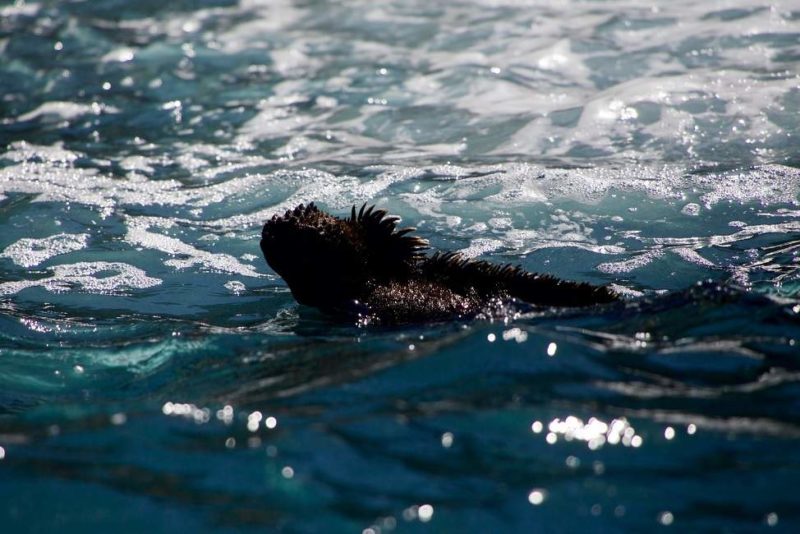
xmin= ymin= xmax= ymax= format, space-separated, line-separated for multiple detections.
xmin=1 ymin=0 xmax=800 ymax=531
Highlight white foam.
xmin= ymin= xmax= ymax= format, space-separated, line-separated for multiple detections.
xmin=598 ymin=250 xmax=665 ymax=274
xmin=0 ymin=262 xmax=161 ymax=296
xmin=697 ymin=165 xmax=800 ymax=208
xmin=650 ymin=221 xmax=800 ymax=249
xmin=125 ymin=216 xmax=262 ymax=277
xmin=1 ymin=233 xmax=89 ymax=268
xmin=0 ymin=143 xmax=289 ymax=216
xmin=224 ymin=280 xmax=247 ymax=294
xmin=4 ymin=141 xmax=80 ymax=164
xmin=459 ymin=238 xmax=505 ymax=258
xmin=501 ymin=67 xmax=797 ymax=162
xmin=15 ymin=102 xmax=119 ymax=123
xmin=681 ymin=203 xmax=701 ymax=216
xmin=672 ymin=248 xmax=716 ymax=268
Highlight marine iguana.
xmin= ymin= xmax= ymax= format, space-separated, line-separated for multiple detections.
xmin=260 ymin=203 xmax=618 ymax=324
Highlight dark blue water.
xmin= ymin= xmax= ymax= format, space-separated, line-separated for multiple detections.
xmin=2 ymin=0 xmax=800 ymax=531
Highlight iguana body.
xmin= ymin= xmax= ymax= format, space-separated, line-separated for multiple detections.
xmin=260 ymin=203 xmax=617 ymax=324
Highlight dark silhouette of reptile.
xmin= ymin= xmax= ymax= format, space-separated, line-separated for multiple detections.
xmin=260 ymin=203 xmax=618 ymax=324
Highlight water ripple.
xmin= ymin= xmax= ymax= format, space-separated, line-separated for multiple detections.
xmin=2 ymin=0 xmax=800 ymax=531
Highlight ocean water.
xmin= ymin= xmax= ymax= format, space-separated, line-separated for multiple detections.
xmin=1 ymin=0 xmax=800 ymax=531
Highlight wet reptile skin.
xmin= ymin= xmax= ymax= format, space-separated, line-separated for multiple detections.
xmin=261 ymin=203 xmax=618 ymax=324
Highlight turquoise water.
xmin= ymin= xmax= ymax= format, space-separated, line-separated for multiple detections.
xmin=2 ymin=0 xmax=800 ymax=531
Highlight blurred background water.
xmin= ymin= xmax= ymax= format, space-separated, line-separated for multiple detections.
xmin=1 ymin=0 xmax=800 ymax=531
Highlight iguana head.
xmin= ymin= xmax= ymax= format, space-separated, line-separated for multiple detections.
xmin=260 ymin=203 xmax=428 ymax=311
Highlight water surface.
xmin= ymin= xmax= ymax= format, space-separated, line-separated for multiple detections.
xmin=1 ymin=0 xmax=800 ymax=531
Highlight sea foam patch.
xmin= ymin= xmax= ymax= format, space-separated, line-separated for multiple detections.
xmin=0 ymin=262 xmax=162 ymax=296
xmin=125 ymin=216 xmax=263 ymax=278
xmin=1 ymin=233 xmax=89 ymax=268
